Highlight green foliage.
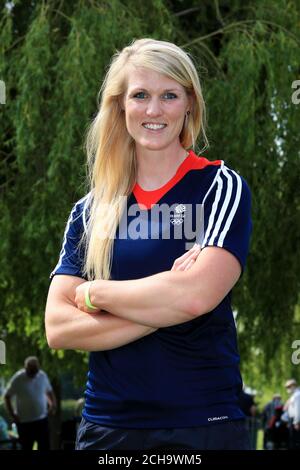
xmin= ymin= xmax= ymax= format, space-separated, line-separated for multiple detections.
xmin=0 ymin=0 xmax=176 ymax=381
xmin=0 ymin=0 xmax=299 ymax=391
xmin=177 ymin=0 xmax=300 ymax=386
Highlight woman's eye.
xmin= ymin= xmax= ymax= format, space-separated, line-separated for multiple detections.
xmin=163 ymin=92 xmax=177 ymax=99
xmin=133 ymin=92 xmax=147 ymax=99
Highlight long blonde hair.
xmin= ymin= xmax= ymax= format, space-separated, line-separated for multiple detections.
xmin=82 ymin=38 xmax=208 ymax=281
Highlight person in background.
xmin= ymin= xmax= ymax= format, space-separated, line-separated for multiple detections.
xmin=284 ymin=378 xmax=300 ymax=449
xmin=237 ymin=386 xmax=257 ymax=449
xmin=238 ymin=387 xmax=257 ymax=418
xmin=3 ymin=356 xmax=56 ymax=450
xmin=0 ymin=414 xmax=10 ymax=449
xmin=263 ymin=393 xmax=282 ymax=424
xmin=262 ymin=393 xmax=289 ymax=449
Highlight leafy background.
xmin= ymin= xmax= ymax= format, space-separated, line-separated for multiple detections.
xmin=0 ymin=0 xmax=299 ymax=408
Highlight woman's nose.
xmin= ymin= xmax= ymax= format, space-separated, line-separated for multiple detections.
xmin=146 ymin=98 xmax=163 ymax=117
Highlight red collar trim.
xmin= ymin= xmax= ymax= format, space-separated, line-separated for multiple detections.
xmin=133 ymin=150 xmax=222 ymax=209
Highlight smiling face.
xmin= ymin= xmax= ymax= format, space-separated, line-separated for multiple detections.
xmin=122 ymin=67 xmax=192 ymax=152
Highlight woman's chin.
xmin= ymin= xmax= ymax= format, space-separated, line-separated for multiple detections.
xmin=136 ymin=139 xmax=171 ymax=151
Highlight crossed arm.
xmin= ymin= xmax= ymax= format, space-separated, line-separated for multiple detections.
xmin=80 ymin=246 xmax=241 ymax=328
xmin=45 ymin=245 xmax=241 ymax=351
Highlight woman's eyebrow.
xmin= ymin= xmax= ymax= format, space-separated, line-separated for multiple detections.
xmin=129 ymin=87 xmax=181 ymax=93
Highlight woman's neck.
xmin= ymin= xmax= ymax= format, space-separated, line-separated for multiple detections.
xmin=135 ymin=144 xmax=189 ymax=191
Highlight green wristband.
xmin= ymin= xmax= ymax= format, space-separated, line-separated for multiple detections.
xmin=85 ymin=282 xmax=98 ymax=310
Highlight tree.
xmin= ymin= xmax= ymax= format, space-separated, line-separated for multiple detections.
xmin=0 ymin=0 xmax=176 ymax=382
xmin=168 ymin=0 xmax=300 ymax=390
xmin=0 ymin=0 xmax=299 ymax=397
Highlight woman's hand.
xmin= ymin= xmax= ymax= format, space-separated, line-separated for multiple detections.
xmin=171 ymin=244 xmax=201 ymax=271
xmin=74 ymin=246 xmax=201 ymax=313
xmin=74 ymin=282 xmax=102 ymax=314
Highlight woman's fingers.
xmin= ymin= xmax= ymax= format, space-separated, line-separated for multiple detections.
xmin=171 ymin=244 xmax=201 ymax=271
xmin=178 ymin=244 xmax=200 ymax=262
xmin=177 ymin=252 xmax=199 ymax=271
xmin=184 ymin=258 xmax=196 ymax=270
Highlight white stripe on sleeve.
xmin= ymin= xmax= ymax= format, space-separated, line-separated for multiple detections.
xmin=201 ymin=172 xmax=223 ymax=247
xmin=201 ymin=166 xmax=242 ymax=249
xmin=218 ymin=167 xmax=242 ymax=247
xmin=208 ymin=167 xmax=233 ymax=245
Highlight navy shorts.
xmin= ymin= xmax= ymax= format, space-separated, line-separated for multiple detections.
xmin=75 ymin=417 xmax=251 ymax=450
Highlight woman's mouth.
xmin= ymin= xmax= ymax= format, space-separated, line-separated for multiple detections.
xmin=142 ymin=123 xmax=167 ymax=131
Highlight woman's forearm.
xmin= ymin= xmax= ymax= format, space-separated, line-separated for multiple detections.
xmin=45 ymin=301 xmax=157 ymax=351
xmin=89 ymin=270 xmax=197 ymax=328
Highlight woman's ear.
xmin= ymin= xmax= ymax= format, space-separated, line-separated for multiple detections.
xmin=187 ymin=91 xmax=195 ymax=114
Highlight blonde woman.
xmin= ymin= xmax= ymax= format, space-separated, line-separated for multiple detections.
xmin=45 ymin=38 xmax=252 ymax=450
